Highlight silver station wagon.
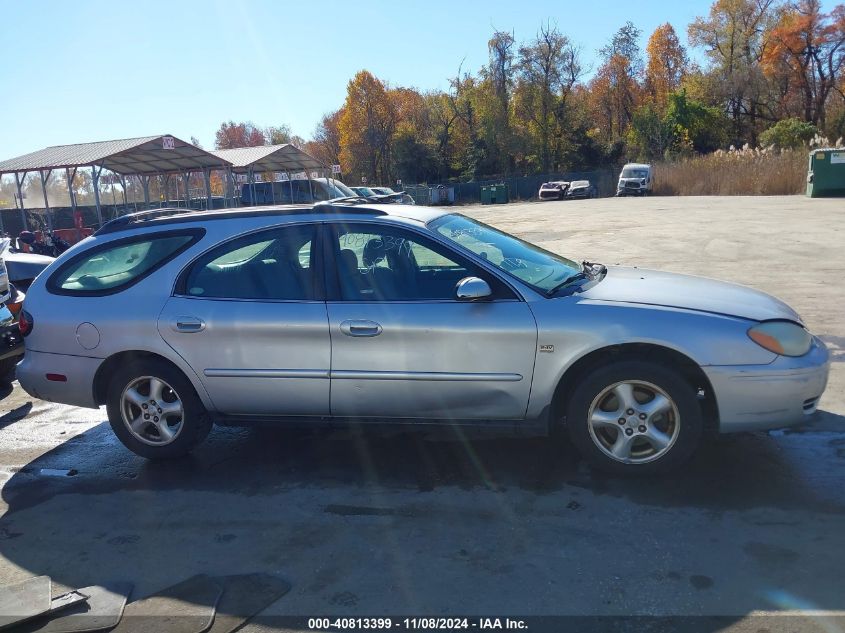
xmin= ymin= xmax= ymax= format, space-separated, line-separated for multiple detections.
xmin=16 ymin=203 xmax=829 ymax=472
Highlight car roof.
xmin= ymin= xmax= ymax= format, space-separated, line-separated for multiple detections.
xmin=95 ymin=202 xmax=452 ymax=235
xmin=623 ymin=163 xmax=650 ymax=169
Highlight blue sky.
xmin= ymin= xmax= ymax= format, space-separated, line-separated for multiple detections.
xmin=0 ymin=0 xmax=769 ymax=158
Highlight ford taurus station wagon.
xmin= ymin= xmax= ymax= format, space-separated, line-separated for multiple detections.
xmin=16 ymin=203 xmax=830 ymax=473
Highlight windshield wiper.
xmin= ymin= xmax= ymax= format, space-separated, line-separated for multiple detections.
xmin=546 ymin=260 xmax=606 ymax=296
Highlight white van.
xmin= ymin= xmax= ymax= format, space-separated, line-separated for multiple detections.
xmin=616 ymin=163 xmax=653 ymax=196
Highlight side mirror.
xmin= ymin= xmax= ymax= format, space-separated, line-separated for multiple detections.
xmin=456 ymin=276 xmax=492 ymax=301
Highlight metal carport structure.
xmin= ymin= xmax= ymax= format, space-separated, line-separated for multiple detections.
xmin=210 ymin=144 xmax=327 ymax=205
xmin=0 ymin=135 xmax=233 ymax=231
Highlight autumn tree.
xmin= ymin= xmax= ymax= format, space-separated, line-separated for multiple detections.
xmin=480 ymin=30 xmax=517 ymax=173
xmin=338 ymin=70 xmax=397 ymax=183
xmin=589 ymin=23 xmax=644 ymax=143
xmin=645 ymin=23 xmax=689 ymax=111
xmin=514 ymin=22 xmax=584 ymax=171
xmin=762 ymin=0 xmax=845 ymax=128
xmin=688 ymin=0 xmax=780 ymax=143
xmin=426 ymin=91 xmax=459 ymax=179
xmin=306 ymin=110 xmax=343 ymax=167
xmin=214 ymin=121 xmax=266 ymax=149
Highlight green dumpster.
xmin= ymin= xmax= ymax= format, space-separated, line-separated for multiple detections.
xmin=480 ymin=185 xmax=493 ymax=205
xmin=807 ymin=148 xmax=845 ymax=198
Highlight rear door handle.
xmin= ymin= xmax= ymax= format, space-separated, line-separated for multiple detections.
xmin=172 ymin=317 xmax=206 ymax=333
xmin=339 ymin=320 xmax=382 ymax=337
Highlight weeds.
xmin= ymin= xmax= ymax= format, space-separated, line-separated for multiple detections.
xmin=653 ymin=136 xmax=843 ymax=196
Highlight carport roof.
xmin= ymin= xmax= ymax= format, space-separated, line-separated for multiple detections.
xmin=210 ymin=144 xmax=324 ymax=173
xmin=0 ymin=135 xmax=232 ymax=176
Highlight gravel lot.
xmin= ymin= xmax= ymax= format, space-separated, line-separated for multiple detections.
xmin=0 ymin=195 xmax=843 ymax=631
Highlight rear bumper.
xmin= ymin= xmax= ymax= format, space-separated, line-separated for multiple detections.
xmin=16 ymin=349 xmax=101 ymax=408
xmin=704 ymin=337 xmax=830 ymax=432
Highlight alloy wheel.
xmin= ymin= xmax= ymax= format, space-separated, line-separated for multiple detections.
xmin=587 ymin=380 xmax=680 ymax=464
xmin=120 ymin=376 xmax=184 ymax=446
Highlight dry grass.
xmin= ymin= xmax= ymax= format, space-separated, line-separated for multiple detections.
xmin=654 ymin=147 xmax=808 ymax=196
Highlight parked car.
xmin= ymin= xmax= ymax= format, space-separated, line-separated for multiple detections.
xmin=16 ymin=203 xmax=829 ymax=473
xmin=351 ymin=186 xmax=416 ymax=205
xmin=565 ymin=180 xmax=597 ymax=199
xmin=617 ymin=163 xmax=653 ymax=196
xmin=240 ymin=177 xmax=356 ymax=205
xmin=2 ymin=240 xmax=54 ymax=291
xmin=538 ymin=181 xmax=570 ymax=200
xmin=0 ymin=241 xmax=24 ymax=385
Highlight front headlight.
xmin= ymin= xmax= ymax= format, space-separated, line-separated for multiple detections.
xmin=747 ymin=321 xmax=812 ymax=356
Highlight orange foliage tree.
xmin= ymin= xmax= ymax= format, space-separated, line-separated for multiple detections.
xmin=645 ymin=23 xmax=689 ymax=112
xmin=762 ymin=0 xmax=845 ymax=127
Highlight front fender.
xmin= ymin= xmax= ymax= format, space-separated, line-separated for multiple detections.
xmin=525 ymin=297 xmax=776 ymax=419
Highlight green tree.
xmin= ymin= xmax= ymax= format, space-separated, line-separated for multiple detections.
xmin=759 ymin=116 xmax=819 ymax=147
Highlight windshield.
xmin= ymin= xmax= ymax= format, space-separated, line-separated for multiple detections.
xmin=430 ymin=214 xmax=580 ymax=293
xmin=621 ymin=168 xmax=648 ymax=179
xmin=324 ymin=178 xmax=356 ymax=198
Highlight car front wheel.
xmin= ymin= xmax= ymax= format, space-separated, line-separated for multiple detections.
xmin=565 ymin=360 xmax=703 ymax=473
xmin=106 ymin=359 xmax=212 ymax=459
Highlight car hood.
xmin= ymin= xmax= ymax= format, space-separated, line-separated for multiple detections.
xmin=579 ymin=266 xmax=801 ymax=323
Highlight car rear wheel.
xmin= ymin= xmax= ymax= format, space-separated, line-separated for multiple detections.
xmin=565 ymin=360 xmax=703 ymax=474
xmin=106 ymin=359 xmax=211 ymax=459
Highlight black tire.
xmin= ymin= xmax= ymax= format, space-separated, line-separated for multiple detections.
xmin=0 ymin=356 xmax=19 ymax=386
xmin=106 ymin=358 xmax=212 ymax=459
xmin=564 ymin=360 xmax=703 ymax=474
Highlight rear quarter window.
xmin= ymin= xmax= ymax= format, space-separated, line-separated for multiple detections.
xmin=48 ymin=230 xmax=203 ymax=296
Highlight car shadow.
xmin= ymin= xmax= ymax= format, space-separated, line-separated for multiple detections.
xmin=1 ymin=411 xmax=844 ymax=614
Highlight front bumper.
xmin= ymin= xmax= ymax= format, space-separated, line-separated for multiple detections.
xmin=704 ymin=337 xmax=830 ymax=432
xmin=566 ymin=189 xmax=591 ymax=199
xmin=16 ymin=349 xmax=102 ymax=408
xmin=538 ymin=190 xmax=563 ymax=200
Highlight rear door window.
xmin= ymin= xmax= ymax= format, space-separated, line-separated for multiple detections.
xmin=181 ymin=225 xmax=317 ymax=301
xmin=49 ymin=231 xmax=201 ymax=295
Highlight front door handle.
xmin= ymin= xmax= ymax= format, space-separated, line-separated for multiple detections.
xmin=340 ymin=320 xmax=382 ymax=337
xmin=172 ymin=317 xmax=206 ymax=333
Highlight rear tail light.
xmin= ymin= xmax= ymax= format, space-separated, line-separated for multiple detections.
xmin=7 ymin=286 xmax=24 ymax=317
xmin=19 ymin=310 xmax=33 ymax=337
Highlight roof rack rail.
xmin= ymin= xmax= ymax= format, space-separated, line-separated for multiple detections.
xmin=94 ymin=202 xmax=389 ymax=236
xmin=95 ymin=207 xmax=198 ymax=235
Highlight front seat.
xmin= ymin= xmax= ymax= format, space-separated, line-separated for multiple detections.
xmin=361 ymin=238 xmax=397 ymax=300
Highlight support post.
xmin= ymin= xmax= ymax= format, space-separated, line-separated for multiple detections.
xmin=203 ymin=169 xmax=212 ymax=210
xmin=182 ymin=171 xmax=190 ymax=208
xmin=141 ymin=175 xmax=151 ymax=207
xmin=39 ymin=169 xmax=53 ymax=232
xmin=15 ymin=172 xmax=27 ymax=232
xmin=67 ymin=167 xmax=79 ymax=240
xmin=120 ymin=175 xmax=128 ymax=209
xmin=91 ymin=164 xmax=104 ymax=227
